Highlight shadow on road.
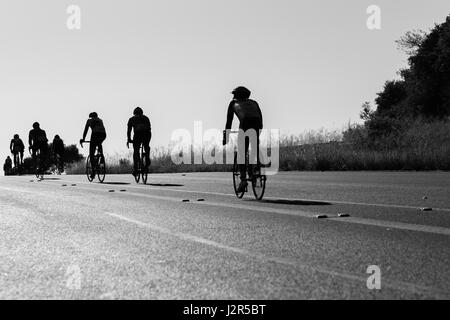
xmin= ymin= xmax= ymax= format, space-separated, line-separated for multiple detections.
xmin=101 ymin=182 xmax=131 ymax=185
xmin=147 ymin=183 xmax=184 ymax=187
xmin=42 ymin=178 xmax=61 ymax=181
xmin=260 ymin=199 xmax=332 ymax=206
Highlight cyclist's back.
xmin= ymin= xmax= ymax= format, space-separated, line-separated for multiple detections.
xmin=29 ymin=129 xmax=48 ymax=148
xmin=52 ymin=135 xmax=65 ymax=155
xmin=226 ymin=87 xmax=263 ymax=131
xmin=29 ymin=122 xmax=48 ymax=156
xmin=128 ymin=114 xmax=151 ymax=134
xmin=10 ymin=137 xmax=25 ymax=153
xmin=86 ymin=117 xmax=106 ymax=134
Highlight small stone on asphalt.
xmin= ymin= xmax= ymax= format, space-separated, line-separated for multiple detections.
xmin=338 ymin=213 xmax=350 ymax=217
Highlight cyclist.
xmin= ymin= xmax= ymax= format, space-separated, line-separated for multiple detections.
xmin=223 ymin=86 xmax=263 ymax=193
xmin=10 ymin=134 xmax=25 ymax=168
xmin=127 ymin=107 xmax=151 ymax=177
xmin=29 ymin=122 xmax=49 ymax=169
xmin=80 ymin=112 xmax=107 ymax=179
xmin=3 ymin=156 xmax=12 ymax=176
xmin=52 ymin=135 xmax=65 ymax=173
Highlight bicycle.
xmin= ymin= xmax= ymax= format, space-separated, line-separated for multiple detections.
xmin=31 ymin=148 xmax=44 ymax=180
xmin=80 ymin=141 xmax=106 ymax=183
xmin=128 ymin=141 xmax=150 ymax=184
xmin=226 ymin=130 xmax=267 ymax=200
xmin=51 ymin=153 xmax=64 ymax=175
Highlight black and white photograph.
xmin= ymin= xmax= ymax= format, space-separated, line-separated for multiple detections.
xmin=0 ymin=0 xmax=449 ymax=306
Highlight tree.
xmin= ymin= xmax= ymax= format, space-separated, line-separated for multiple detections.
xmin=396 ymin=29 xmax=427 ymax=56
xmin=359 ymin=102 xmax=374 ymax=121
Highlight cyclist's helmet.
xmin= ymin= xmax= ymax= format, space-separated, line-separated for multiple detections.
xmin=89 ymin=112 xmax=98 ymax=118
xmin=32 ymin=122 xmax=40 ymax=129
xmin=133 ymin=107 xmax=143 ymax=116
xmin=232 ymin=86 xmax=251 ymax=100
xmin=13 ymin=134 xmax=19 ymax=139
xmin=54 ymin=135 xmax=60 ymax=140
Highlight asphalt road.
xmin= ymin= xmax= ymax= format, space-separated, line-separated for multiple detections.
xmin=0 ymin=171 xmax=449 ymax=299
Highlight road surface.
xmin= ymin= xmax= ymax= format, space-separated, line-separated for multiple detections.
xmin=0 ymin=171 xmax=449 ymax=299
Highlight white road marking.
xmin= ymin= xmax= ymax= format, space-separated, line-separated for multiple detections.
xmin=28 ymin=176 xmax=450 ymax=213
xmin=104 ymin=211 xmax=447 ymax=299
xmin=2 ymin=183 xmax=449 ymax=236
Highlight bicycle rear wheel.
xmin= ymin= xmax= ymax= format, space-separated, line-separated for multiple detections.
xmin=35 ymin=153 xmax=43 ymax=179
xmin=251 ymin=172 xmax=266 ymax=200
xmin=86 ymin=156 xmax=94 ymax=182
xmin=133 ymin=155 xmax=141 ymax=183
xmin=233 ymin=153 xmax=245 ymax=199
xmin=141 ymin=153 xmax=148 ymax=184
xmin=97 ymin=154 xmax=106 ymax=183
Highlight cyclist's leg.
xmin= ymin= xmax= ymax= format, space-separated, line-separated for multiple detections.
xmin=19 ymin=151 xmax=24 ymax=165
xmin=58 ymin=153 xmax=65 ymax=171
xmin=95 ymin=133 xmax=106 ymax=168
xmin=98 ymin=133 xmax=106 ymax=155
xmin=12 ymin=152 xmax=18 ymax=168
xmin=239 ymin=135 xmax=249 ymax=181
xmin=132 ymin=135 xmax=141 ymax=172
xmin=89 ymin=137 xmax=98 ymax=169
xmin=143 ymin=132 xmax=151 ymax=169
xmin=41 ymin=144 xmax=48 ymax=171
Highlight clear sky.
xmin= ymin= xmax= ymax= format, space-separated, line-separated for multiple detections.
xmin=1 ymin=0 xmax=449 ymax=162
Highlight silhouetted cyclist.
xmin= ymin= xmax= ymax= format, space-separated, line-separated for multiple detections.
xmin=127 ymin=107 xmax=151 ymax=177
xmin=29 ymin=122 xmax=49 ymax=166
xmin=10 ymin=134 xmax=25 ymax=167
xmin=223 ymin=86 xmax=263 ymax=193
xmin=52 ymin=135 xmax=65 ymax=173
xmin=80 ymin=112 xmax=107 ymax=180
xmin=3 ymin=156 xmax=12 ymax=176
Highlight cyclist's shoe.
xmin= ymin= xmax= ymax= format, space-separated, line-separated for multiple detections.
xmin=90 ymin=172 xmax=96 ymax=180
xmin=237 ymin=180 xmax=248 ymax=193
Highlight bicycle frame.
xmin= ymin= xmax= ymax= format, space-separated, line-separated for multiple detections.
xmin=128 ymin=140 xmax=149 ymax=184
xmin=81 ymin=140 xmax=106 ymax=183
xmin=226 ymin=130 xmax=266 ymax=200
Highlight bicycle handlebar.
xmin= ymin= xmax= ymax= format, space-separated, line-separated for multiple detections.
xmin=79 ymin=140 xmax=91 ymax=148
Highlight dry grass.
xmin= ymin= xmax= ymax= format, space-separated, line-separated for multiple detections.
xmin=66 ymin=121 xmax=450 ymax=174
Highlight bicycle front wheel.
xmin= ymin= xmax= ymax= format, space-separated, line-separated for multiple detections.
xmin=35 ymin=154 xmax=42 ymax=179
xmin=233 ymin=153 xmax=245 ymax=199
xmin=97 ymin=154 xmax=106 ymax=183
xmin=86 ymin=156 xmax=94 ymax=182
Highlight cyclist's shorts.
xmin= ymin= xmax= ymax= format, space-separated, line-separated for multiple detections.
xmin=31 ymin=143 xmax=48 ymax=152
xmin=133 ymin=132 xmax=151 ymax=147
xmin=91 ymin=132 xmax=106 ymax=145
xmin=240 ymin=117 xmax=263 ymax=132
